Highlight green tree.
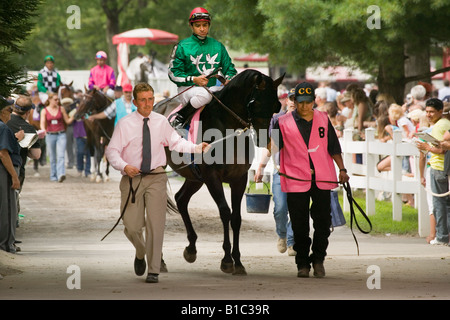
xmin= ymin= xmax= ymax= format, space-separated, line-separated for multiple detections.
xmin=206 ymin=0 xmax=450 ymax=103
xmin=15 ymin=0 xmax=207 ymax=73
xmin=0 ymin=0 xmax=41 ymax=96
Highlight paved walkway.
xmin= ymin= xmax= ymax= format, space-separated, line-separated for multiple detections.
xmin=0 ymin=165 xmax=449 ymax=302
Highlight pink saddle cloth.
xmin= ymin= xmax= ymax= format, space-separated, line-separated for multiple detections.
xmin=168 ymin=104 xmax=204 ymax=144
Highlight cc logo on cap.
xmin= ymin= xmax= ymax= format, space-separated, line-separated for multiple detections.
xmin=298 ymin=88 xmax=312 ymax=94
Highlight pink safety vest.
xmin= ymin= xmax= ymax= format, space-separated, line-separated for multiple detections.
xmin=278 ymin=110 xmax=338 ymax=192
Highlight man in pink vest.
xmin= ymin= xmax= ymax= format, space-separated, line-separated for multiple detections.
xmin=271 ymin=82 xmax=349 ymax=278
xmin=88 ymin=51 xmax=116 ymax=97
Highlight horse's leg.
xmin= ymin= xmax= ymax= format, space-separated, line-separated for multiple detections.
xmin=104 ymin=159 xmax=110 ymax=182
xmin=95 ymin=138 xmax=104 ymax=183
xmin=229 ymin=174 xmax=248 ymax=275
xmin=175 ymin=180 xmax=204 ymax=263
xmin=204 ymin=179 xmax=234 ymax=274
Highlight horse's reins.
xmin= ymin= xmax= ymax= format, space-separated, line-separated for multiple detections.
xmin=277 ymin=171 xmax=372 ymax=255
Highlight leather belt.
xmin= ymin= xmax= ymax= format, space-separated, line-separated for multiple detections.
xmin=47 ymin=130 xmax=65 ymax=135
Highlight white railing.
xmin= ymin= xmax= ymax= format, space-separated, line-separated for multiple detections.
xmin=341 ymin=128 xmax=429 ymax=237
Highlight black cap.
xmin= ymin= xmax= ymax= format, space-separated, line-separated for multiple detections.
xmin=0 ymin=95 xmax=14 ymax=111
xmin=294 ymin=82 xmax=315 ymax=103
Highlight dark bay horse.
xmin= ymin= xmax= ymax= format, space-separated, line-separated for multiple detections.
xmin=155 ymin=69 xmax=284 ymax=275
xmin=75 ymin=89 xmax=114 ymax=182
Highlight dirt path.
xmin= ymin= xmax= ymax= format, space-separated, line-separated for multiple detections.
xmin=0 ymin=164 xmax=449 ymax=302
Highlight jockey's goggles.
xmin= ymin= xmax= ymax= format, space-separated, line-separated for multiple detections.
xmin=190 ymin=13 xmax=211 ymax=22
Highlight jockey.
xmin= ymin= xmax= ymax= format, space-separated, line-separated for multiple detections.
xmin=168 ymin=7 xmax=237 ymax=128
xmin=37 ymin=55 xmax=61 ymax=103
xmin=88 ymin=51 xmax=116 ymax=99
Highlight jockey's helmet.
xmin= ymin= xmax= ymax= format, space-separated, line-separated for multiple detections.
xmin=189 ymin=7 xmax=211 ymax=24
xmin=95 ymin=51 xmax=107 ymax=59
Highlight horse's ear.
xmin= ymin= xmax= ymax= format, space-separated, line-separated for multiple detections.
xmin=69 ymin=81 xmax=73 ymax=86
xmin=273 ymin=73 xmax=285 ymax=89
xmin=84 ymin=85 xmax=88 ymax=92
xmin=253 ymin=73 xmax=266 ymax=90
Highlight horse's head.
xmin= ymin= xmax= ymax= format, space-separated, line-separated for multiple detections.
xmin=74 ymin=88 xmax=110 ymax=120
xmin=58 ymin=81 xmax=74 ymax=100
xmin=245 ymin=71 xmax=284 ymax=147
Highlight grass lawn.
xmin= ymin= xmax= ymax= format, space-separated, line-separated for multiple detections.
xmin=337 ymin=189 xmax=419 ymax=236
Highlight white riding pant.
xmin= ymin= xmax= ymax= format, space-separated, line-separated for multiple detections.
xmin=178 ymin=85 xmax=223 ymax=109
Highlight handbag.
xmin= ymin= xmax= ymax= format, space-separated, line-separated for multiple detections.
xmin=330 ymin=190 xmax=346 ymax=227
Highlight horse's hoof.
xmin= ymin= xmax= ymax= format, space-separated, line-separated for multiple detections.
xmin=95 ymin=175 xmax=102 ymax=183
xmin=220 ymin=261 xmax=235 ymax=274
xmin=233 ymin=265 xmax=247 ymax=276
xmin=183 ymin=247 xmax=197 ymax=263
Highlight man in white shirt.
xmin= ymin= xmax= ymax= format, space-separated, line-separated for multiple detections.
xmin=105 ymin=83 xmax=209 ymax=283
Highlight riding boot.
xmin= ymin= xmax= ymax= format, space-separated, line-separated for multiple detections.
xmin=171 ymin=103 xmax=197 ymax=129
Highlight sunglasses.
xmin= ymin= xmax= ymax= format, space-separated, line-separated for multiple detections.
xmin=96 ymin=54 xmax=105 ymax=59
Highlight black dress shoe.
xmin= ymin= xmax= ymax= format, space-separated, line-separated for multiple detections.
xmin=134 ymin=256 xmax=146 ymax=276
xmin=145 ymin=273 xmax=159 ymax=283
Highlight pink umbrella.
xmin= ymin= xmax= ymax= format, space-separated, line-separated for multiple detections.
xmin=112 ymin=28 xmax=179 ymax=46
xmin=113 ymin=28 xmax=178 ymax=87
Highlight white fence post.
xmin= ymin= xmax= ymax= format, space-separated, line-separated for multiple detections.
xmin=365 ymin=128 xmax=376 ymax=216
xmin=391 ymin=130 xmax=403 ymax=221
xmin=342 ymin=129 xmax=353 ymax=213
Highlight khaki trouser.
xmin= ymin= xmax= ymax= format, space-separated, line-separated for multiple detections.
xmin=119 ymin=167 xmax=167 ymax=274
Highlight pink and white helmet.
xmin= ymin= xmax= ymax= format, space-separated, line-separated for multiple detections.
xmin=95 ymin=51 xmax=107 ymax=59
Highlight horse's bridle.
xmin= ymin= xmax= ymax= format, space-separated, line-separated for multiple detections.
xmin=78 ymin=91 xmax=113 ymax=140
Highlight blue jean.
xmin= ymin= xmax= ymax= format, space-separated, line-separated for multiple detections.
xmin=272 ymin=172 xmax=294 ymax=246
xmin=46 ymin=132 xmax=66 ymax=181
xmin=430 ymin=168 xmax=450 ymax=243
xmin=76 ymin=137 xmax=91 ymax=176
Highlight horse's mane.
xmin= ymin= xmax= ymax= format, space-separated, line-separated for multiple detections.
xmin=216 ymin=69 xmax=262 ymax=99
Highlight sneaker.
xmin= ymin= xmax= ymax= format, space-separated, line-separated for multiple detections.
xmin=277 ymin=238 xmax=287 ymax=253
xmin=58 ymin=175 xmax=66 ymax=183
xmin=287 ymin=246 xmax=297 ymax=256
xmin=430 ymin=238 xmax=448 ymax=246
